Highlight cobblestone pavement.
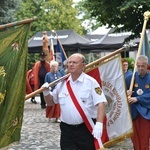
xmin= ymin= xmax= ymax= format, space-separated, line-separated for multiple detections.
xmin=2 ymin=96 xmax=134 ymax=150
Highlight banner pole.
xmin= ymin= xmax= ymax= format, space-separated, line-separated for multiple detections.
xmin=25 ymin=73 xmax=70 ymax=100
xmin=42 ymin=31 xmax=50 ymax=62
xmin=0 ymin=16 xmax=37 ymax=30
xmin=52 ymin=30 xmax=68 ymax=59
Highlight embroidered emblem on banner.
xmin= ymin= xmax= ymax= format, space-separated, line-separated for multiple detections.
xmin=95 ymin=87 xmax=102 ymax=95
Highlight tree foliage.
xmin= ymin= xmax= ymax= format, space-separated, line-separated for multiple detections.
xmin=15 ymin=0 xmax=84 ymax=37
xmin=0 ymin=0 xmax=21 ymax=24
xmin=74 ymin=1 xmax=99 ymax=33
xmin=82 ymin=0 xmax=150 ymax=40
xmin=13 ymin=0 xmax=85 ymax=69
xmin=0 ymin=0 xmax=85 ymax=69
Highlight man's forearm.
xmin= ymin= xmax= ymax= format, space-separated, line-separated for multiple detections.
xmin=96 ymin=102 xmax=105 ymax=123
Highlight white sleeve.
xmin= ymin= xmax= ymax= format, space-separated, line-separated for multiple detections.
xmin=92 ymin=79 xmax=107 ymax=106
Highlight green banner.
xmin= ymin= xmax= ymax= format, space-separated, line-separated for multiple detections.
xmin=0 ymin=24 xmax=30 ymax=148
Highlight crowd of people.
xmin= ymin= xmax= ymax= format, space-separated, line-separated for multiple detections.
xmin=26 ymin=51 xmax=67 ymax=122
xmin=26 ymin=51 xmax=150 ymax=150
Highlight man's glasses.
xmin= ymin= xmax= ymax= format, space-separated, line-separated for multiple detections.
xmin=68 ymin=61 xmax=85 ymax=65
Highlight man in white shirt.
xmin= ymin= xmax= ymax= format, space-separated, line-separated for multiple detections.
xmin=42 ymin=53 xmax=107 ymax=150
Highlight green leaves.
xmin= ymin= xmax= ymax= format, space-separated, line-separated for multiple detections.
xmin=15 ymin=0 xmax=84 ymax=37
xmin=81 ymin=0 xmax=150 ymax=40
xmin=0 ymin=0 xmax=22 ymax=25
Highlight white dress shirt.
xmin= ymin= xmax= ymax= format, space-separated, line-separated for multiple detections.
xmin=51 ymin=72 xmax=107 ymax=125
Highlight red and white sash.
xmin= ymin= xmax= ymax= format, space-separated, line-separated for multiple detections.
xmin=66 ymin=80 xmax=104 ymax=150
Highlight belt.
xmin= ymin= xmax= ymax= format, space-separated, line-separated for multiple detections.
xmin=61 ymin=121 xmax=85 ymax=128
xmin=61 ymin=118 xmax=96 ymax=128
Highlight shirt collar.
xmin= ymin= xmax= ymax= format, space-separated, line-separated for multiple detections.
xmin=138 ymin=71 xmax=149 ymax=78
xmin=67 ymin=72 xmax=85 ymax=83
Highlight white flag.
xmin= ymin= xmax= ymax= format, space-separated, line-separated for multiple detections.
xmin=87 ymin=54 xmax=133 ymax=147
